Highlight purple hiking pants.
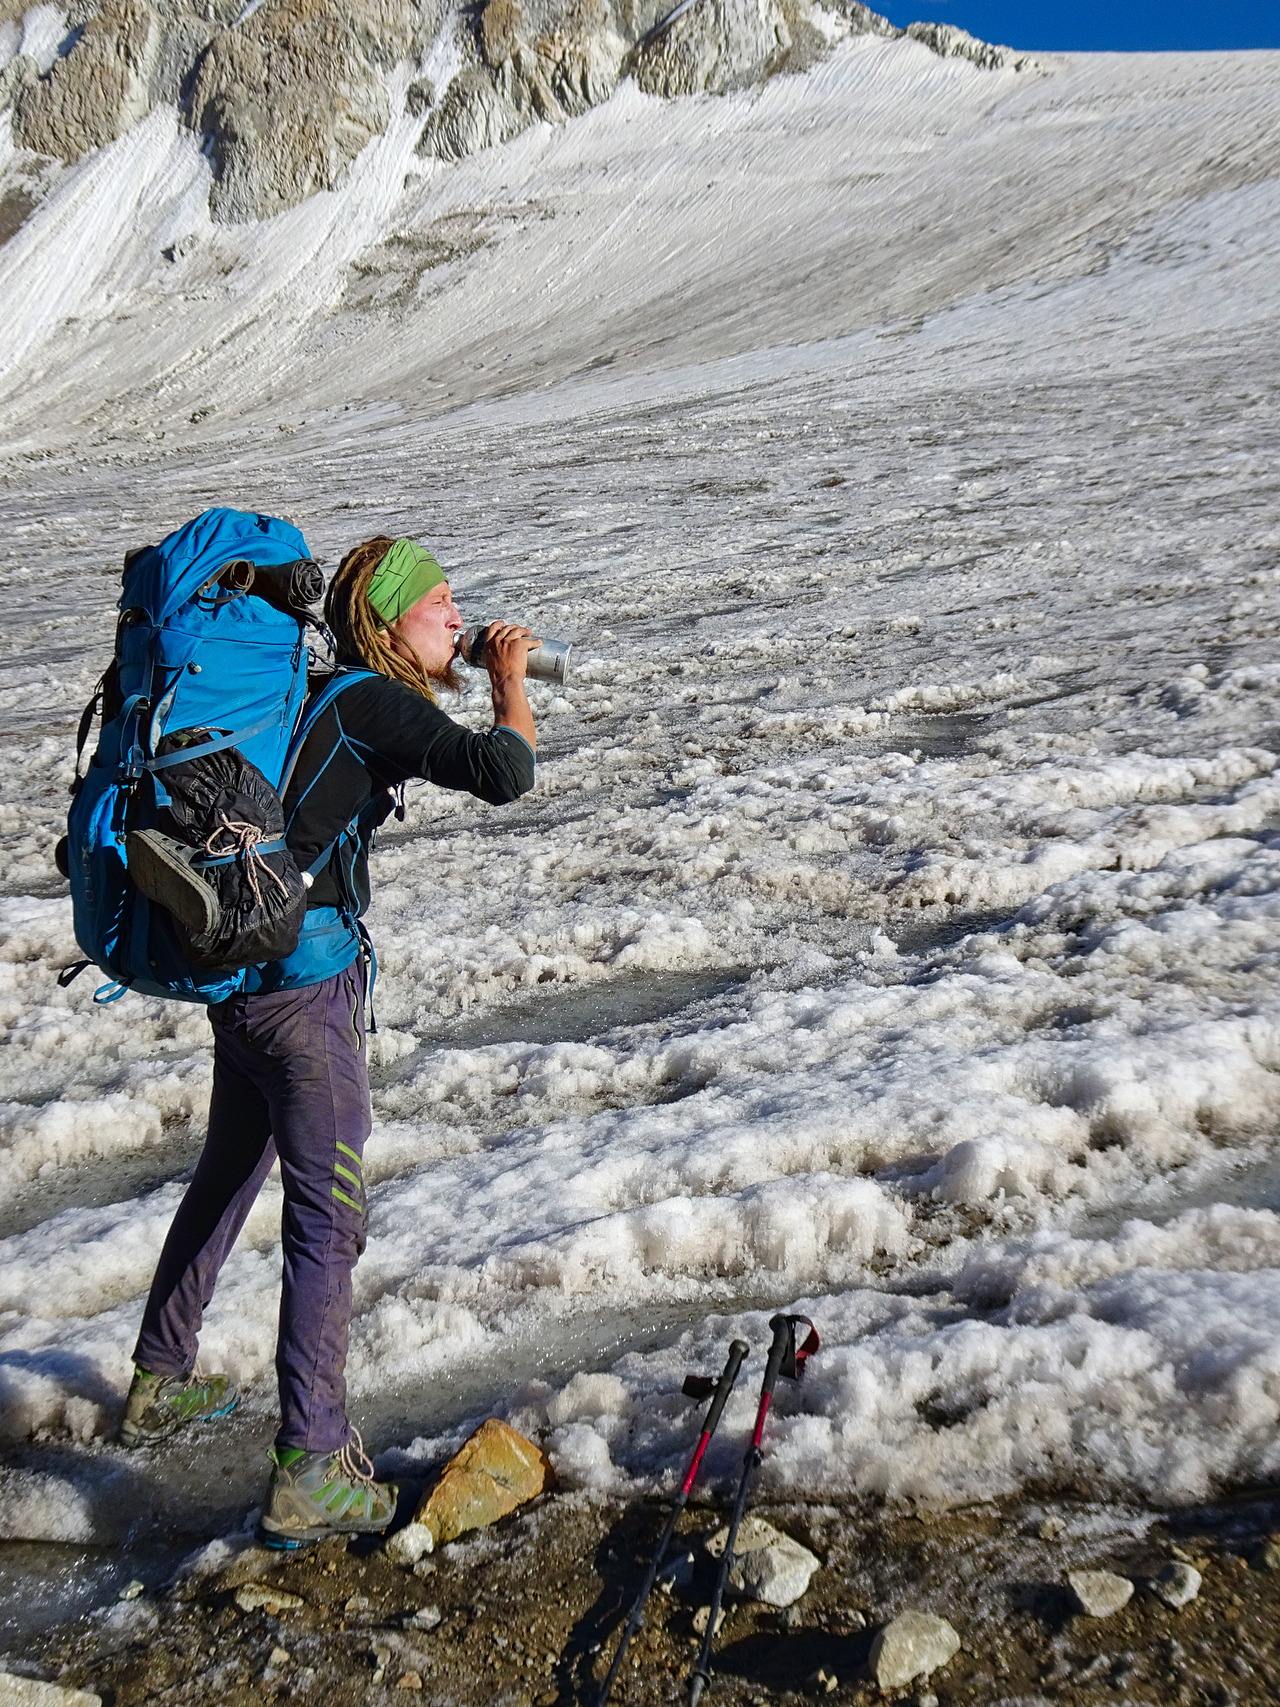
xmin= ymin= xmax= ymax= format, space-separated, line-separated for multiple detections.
xmin=133 ymin=962 xmax=370 ymax=1453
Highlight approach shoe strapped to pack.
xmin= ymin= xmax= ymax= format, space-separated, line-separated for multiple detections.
xmin=125 ymin=828 xmax=221 ymax=936
xmin=120 ymin=1365 xmax=239 ymax=1448
xmin=259 ymin=1432 xmax=397 ymax=1548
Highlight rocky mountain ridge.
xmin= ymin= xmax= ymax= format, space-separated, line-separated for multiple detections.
xmin=0 ymin=0 xmax=1027 ymax=223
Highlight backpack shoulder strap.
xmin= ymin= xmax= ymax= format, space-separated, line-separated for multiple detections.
xmin=277 ymin=668 xmax=379 ymax=800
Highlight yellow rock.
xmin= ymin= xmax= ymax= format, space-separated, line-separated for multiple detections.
xmin=415 ymin=1419 xmax=551 ymax=1549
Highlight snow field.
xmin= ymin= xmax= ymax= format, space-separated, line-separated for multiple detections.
xmin=0 ymin=30 xmax=1279 ymax=1539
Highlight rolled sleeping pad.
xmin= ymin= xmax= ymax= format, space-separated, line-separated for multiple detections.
xmin=218 ymin=558 xmax=324 ymax=615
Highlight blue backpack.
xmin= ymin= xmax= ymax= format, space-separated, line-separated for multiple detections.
xmin=64 ymin=508 xmax=373 ymax=1006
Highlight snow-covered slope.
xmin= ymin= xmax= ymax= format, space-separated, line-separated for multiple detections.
xmin=1 ymin=32 xmax=1277 ymax=449
xmin=0 ymin=25 xmax=1279 ymax=1545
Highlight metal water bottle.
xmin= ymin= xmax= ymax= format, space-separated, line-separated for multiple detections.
xmin=455 ymin=625 xmax=571 ymax=685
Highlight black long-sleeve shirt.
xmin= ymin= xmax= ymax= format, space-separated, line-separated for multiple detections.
xmin=282 ymin=671 xmax=535 ymax=915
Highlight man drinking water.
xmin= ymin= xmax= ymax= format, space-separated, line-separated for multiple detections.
xmin=120 ymin=535 xmax=536 ymax=1547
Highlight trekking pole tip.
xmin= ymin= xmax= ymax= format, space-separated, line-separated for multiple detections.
xmin=688 ymin=1672 xmax=708 ymax=1707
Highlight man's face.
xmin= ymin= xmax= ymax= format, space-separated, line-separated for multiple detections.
xmin=390 ymin=580 xmax=464 ymax=679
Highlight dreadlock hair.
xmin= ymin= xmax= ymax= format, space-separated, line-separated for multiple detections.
xmin=324 ymin=535 xmax=448 ymax=704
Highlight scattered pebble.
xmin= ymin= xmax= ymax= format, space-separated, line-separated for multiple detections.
xmin=344 ymin=1594 xmax=370 ymax=1615
xmin=692 ymin=1605 xmax=727 ymax=1638
xmin=1152 ymin=1562 xmax=1202 ymax=1608
xmin=234 ymin=1583 xmax=304 ymax=1615
xmin=1038 ymin=1516 xmax=1065 ymax=1540
xmin=403 ymin=1606 xmax=442 ymax=1632
xmin=807 ymin=1669 xmax=838 ymax=1695
xmin=267 ymin=1648 xmax=291 ymax=1668
xmin=1067 ymin=1571 xmax=1134 ymax=1619
xmin=396 ymin=1673 xmax=423 ymax=1690
xmin=869 ymin=1612 xmax=962 ymax=1689
xmin=117 ymin=1581 xmax=145 ymax=1602
xmin=1258 ymin=1539 xmax=1280 ymax=1572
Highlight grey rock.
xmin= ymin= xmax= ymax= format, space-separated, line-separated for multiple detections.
xmin=421 ymin=0 xmax=624 ymax=162
xmin=631 ymin=0 xmax=790 ymax=97
xmin=405 ymin=76 xmax=435 ymax=115
xmin=733 ymin=1537 xmax=818 ymax=1606
xmin=478 ymin=0 xmax=522 ymax=65
xmin=190 ymin=0 xmax=446 ymax=221
xmin=869 ymin=1612 xmax=962 ymax=1690
xmin=1067 ymin=1569 xmax=1134 ymax=1619
xmin=372 ymin=1632 xmax=435 ymax=1674
xmin=418 ymin=65 xmax=528 ymax=160
xmin=190 ymin=0 xmax=385 ymax=222
xmin=691 ymin=1603 xmax=726 ymax=1636
xmin=0 ymin=141 xmax=61 ymax=248
xmin=92 ymin=1600 xmax=159 ymax=1655
xmin=704 ymin=1516 xmax=820 ymax=1607
xmin=0 ymin=1676 xmax=102 ymax=1707
xmin=0 ymin=52 xmax=40 ymax=116
xmin=1151 ymin=1561 xmax=1201 ymax=1608
xmin=402 ymin=1605 xmax=442 ymax=1631
xmin=14 ymin=0 xmax=160 ymax=161
xmin=234 ymin=1581 xmax=305 ymax=1614
xmin=538 ymin=13 xmax=626 ymax=117
xmin=904 ymin=20 xmax=1030 ymax=71
xmin=385 ymin=1520 xmax=433 ymax=1564
xmin=819 ymin=0 xmax=898 ymax=35
xmin=146 ymin=2 xmax=242 ymax=106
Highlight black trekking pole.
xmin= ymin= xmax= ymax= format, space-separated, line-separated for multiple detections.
xmin=595 ymin=1339 xmax=749 ymax=1707
xmin=687 ymin=1314 xmax=820 ymax=1707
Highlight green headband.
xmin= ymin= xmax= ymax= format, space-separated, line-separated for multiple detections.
xmin=367 ymin=538 xmax=447 ymax=627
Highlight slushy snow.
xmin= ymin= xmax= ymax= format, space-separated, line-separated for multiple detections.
xmin=0 ymin=13 xmax=1279 ymax=1544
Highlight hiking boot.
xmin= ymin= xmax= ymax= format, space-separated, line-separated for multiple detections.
xmin=119 ymin=1365 xmax=239 ymax=1448
xmin=259 ymin=1432 xmax=398 ymax=1549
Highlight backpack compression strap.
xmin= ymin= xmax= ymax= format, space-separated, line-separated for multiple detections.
xmin=144 ymin=715 xmax=279 ymax=772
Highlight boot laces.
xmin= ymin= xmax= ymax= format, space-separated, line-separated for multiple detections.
xmin=335 ymin=1426 xmax=377 ymax=1488
xmin=204 ymin=814 xmax=289 ymax=910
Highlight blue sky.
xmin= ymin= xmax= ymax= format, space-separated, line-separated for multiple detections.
xmin=882 ymin=0 xmax=1280 ymax=51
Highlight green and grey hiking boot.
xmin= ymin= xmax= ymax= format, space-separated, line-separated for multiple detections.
xmin=259 ymin=1431 xmax=398 ymax=1549
xmin=119 ymin=1365 xmax=239 ymax=1448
